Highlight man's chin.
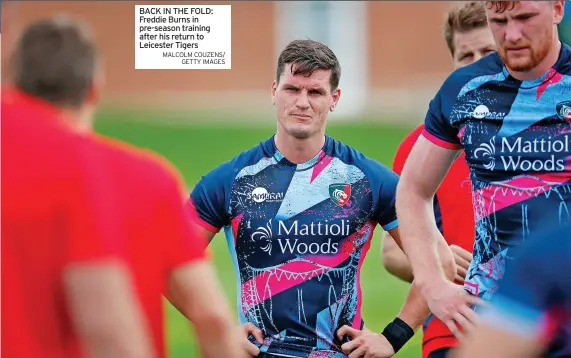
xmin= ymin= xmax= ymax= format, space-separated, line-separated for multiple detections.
xmin=287 ymin=126 xmax=313 ymax=139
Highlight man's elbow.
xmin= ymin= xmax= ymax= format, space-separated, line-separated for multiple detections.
xmin=382 ymin=249 xmax=414 ymax=282
xmin=190 ymin=308 xmax=235 ymax=337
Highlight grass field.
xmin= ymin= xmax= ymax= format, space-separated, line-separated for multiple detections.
xmin=94 ymin=111 xmax=422 ymax=358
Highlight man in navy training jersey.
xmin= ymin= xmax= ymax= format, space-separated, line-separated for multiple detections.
xmin=455 ymin=222 xmax=571 ymax=358
xmin=381 ymin=3 xmax=497 ymax=358
xmin=187 ymin=39 xmax=449 ymax=358
xmin=394 ymin=0 xmax=571 ymax=350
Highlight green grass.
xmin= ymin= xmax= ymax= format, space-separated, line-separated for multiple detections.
xmin=94 ymin=112 xmax=421 ymax=358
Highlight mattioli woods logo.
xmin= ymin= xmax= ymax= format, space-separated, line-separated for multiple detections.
xmin=250 ymin=219 xmax=348 ymax=256
xmin=474 ymin=135 xmax=570 ymax=172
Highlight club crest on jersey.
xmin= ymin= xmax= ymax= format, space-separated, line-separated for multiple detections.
xmin=329 ymin=184 xmax=351 ymax=207
xmin=556 ymin=101 xmax=571 ymax=121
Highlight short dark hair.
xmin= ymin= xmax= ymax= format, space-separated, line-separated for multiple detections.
xmin=276 ymin=39 xmax=341 ymax=91
xmin=444 ymin=1 xmax=489 ymax=56
xmin=10 ymin=16 xmax=97 ymax=107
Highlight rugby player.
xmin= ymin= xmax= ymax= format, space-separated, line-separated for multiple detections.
xmin=381 ymin=3 xmax=496 ymax=357
xmin=395 ymin=1 xmax=570 ymax=352
xmin=2 ymin=16 xmax=245 ymax=358
xmin=187 ymin=39 xmax=454 ymax=358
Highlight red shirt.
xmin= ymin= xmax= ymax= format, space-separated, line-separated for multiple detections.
xmin=1 ymin=91 xmax=123 ymax=358
xmin=392 ymin=124 xmax=474 ymax=357
xmin=2 ymin=90 xmax=208 ymax=358
xmin=90 ymin=134 xmax=209 ymax=358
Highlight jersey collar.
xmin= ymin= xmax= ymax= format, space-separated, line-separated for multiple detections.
xmin=261 ymin=134 xmax=334 ymax=170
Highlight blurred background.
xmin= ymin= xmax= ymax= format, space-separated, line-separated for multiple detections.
xmin=2 ymin=1 xmax=571 ymax=357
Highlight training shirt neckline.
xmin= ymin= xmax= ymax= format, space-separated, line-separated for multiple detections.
xmin=262 ymin=134 xmax=334 ymax=171
xmin=501 ymin=41 xmax=571 ymax=88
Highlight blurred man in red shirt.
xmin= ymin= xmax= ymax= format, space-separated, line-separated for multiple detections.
xmin=2 ymin=54 xmax=154 ymax=358
xmin=381 ymin=2 xmax=496 ymax=358
xmin=2 ymin=16 xmax=245 ymax=358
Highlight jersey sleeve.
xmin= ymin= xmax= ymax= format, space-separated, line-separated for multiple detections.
xmin=369 ymin=162 xmax=399 ymax=231
xmin=421 ymin=82 xmax=462 ymax=150
xmin=187 ymin=162 xmax=232 ymax=233
xmin=481 ymin=231 xmax=571 ymax=342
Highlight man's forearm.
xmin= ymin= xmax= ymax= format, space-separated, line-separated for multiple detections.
xmin=396 ymin=186 xmax=451 ymax=287
xmin=382 ymin=233 xmax=414 ymax=283
xmin=169 ymin=262 xmax=244 ymax=358
xmin=395 ymin=280 xmax=431 ymax=332
xmin=384 ymin=254 xmax=414 ymax=283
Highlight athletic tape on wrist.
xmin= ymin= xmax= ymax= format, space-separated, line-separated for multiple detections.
xmin=381 ymin=317 xmax=414 ymax=353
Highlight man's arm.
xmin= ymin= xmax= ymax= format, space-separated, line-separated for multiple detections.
xmin=168 ymin=261 xmax=247 ymax=358
xmin=396 ymin=136 xmax=459 ymax=287
xmin=63 ymin=260 xmax=155 ymax=358
xmin=160 ymin=168 xmax=246 ymax=358
xmin=381 ymin=231 xmax=413 ymax=283
xmin=382 ymin=227 xmax=456 ymax=284
xmin=385 ymin=227 xmax=455 ymax=326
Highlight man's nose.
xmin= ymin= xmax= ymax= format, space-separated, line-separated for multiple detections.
xmin=505 ymin=21 xmax=523 ymax=44
xmin=295 ymin=91 xmax=310 ymax=109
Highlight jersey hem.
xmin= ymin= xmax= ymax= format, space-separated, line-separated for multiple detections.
xmin=421 ymin=129 xmax=462 ymax=150
xmin=382 ymin=219 xmax=398 ymax=231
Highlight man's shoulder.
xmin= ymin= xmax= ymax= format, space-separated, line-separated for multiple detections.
xmin=90 ymin=134 xmax=183 ymax=190
xmin=328 ymin=136 xmax=396 ymax=181
xmin=199 ymin=137 xmax=273 ymax=184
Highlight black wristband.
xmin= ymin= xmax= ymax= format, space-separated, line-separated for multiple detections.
xmin=381 ymin=317 xmax=414 ymax=353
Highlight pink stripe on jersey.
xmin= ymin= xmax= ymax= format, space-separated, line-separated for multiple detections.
xmin=310 ymin=153 xmax=334 ymax=183
xmin=536 ymin=69 xmax=564 ymax=101
xmin=186 ymin=198 xmax=220 ymax=233
xmin=352 ymin=229 xmax=374 ymax=329
xmin=421 ymin=129 xmax=463 ymax=150
xmin=231 ymin=213 xmax=244 ymax=246
xmin=473 ymin=172 xmax=571 ymax=219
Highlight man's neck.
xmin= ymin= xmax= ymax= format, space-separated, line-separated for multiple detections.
xmin=274 ymin=132 xmax=326 ymax=164
xmin=507 ymin=40 xmax=562 ymax=81
xmin=60 ymin=108 xmax=92 ymax=134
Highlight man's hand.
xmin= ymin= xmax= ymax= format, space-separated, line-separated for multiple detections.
xmin=422 ymin=280 xmax=482 ymax=339
xmin=242 ymin=322 xmax=263 ymax=357
xmin=337 ymin=325 xmax=395 ymax=358
xmin=450 ymin=245 xmax=473 ymax=283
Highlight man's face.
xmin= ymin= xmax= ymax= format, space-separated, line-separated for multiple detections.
xmin=271 ymin=63 xmax=340 ymax=140
xmin=486 ymin=1 xmax=565 ymax=72
xmin=452 ymin=26 xmax=497 ymax=69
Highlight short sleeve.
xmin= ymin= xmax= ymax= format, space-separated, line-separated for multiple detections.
xmin=421 ymin=87 xmax=462 ymax=150
xmin=188 ymin=162 xmax=232 ymax=232
xmin=161 ymin=170 xmax=209 ymax=270
xmin=369 ymin=162 xmax=399 ymax=231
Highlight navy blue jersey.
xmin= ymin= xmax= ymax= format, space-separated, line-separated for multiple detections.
xmin=422 ymin=43 xmax=571 ymax=305
xmin=481 ymin=223 xmax=571 ymax=357
xmin=188 ymin=135 xmax=399 ymax=357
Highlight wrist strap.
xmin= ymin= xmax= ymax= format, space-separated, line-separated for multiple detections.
xmin=381 ymin=317 xmax=414 ymax=353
